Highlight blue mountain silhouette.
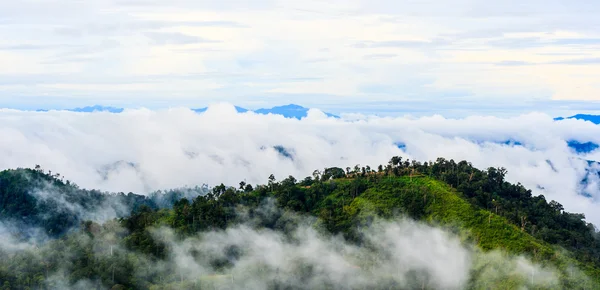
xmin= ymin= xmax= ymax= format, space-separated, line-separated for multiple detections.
xmin=37 ymin=105 xmax=124 ymax=113
xmin=36 ymin=104 xmax=339 ymax=119
xmin=191 ymin=106 xmax=249 ymax=114
xmin=192 ymin=104 xmax=339 ymax=119
xmin=254 ymin=104 xmax=339 ymax=119
xmin=554 ymin=114 xmax=600 ymax=125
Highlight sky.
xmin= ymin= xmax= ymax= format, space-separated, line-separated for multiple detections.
xmin=1 ymin=0 xmax=600 ymax=116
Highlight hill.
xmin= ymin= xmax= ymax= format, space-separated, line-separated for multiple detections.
xmin=0 ymin=168 xmax=207 ymax=238
xmin=0 ymin=158 xmax=599 ymax=289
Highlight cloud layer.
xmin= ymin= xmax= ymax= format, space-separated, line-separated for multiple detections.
xmin=150 ymin=217 xmax=561 ymax=290
xmin=2 ymin=104 xmax=600 ymax=227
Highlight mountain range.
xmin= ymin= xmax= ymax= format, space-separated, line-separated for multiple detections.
xmin=34 ymin=105 xmax=600 ymax=124
xmin=36 ymin=105 xmax=125 ymax=113
xmin=36 ymin=104 xmax=339 ymax=120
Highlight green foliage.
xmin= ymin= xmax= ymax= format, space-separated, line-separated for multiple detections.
xmin=0 ymin=168 xmax=208 ymax=238
xmin=1 ymin=160 xmax=600 ymax=289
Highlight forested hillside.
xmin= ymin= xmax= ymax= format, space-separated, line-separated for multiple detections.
xmin=0 ymin=157 xmax=599 ymax=289
xmin=0 ymin=168 xmax=207 ymax=238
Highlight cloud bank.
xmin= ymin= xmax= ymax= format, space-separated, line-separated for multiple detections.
xmin=2 ymin=103 xmax=600 ymax=226
xmin=149 ymin=218 xmax=560 ymax=290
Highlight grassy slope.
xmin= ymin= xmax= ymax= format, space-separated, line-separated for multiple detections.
xmin=113 ymin=175 xmax=599 ymax=289
xmin=320 ymin=176 xmax=599 ymax=289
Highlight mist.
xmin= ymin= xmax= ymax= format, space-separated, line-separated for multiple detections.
xmin=2 ymin=103 xmax=600 ymax=227
xmin=0 ymin=199 xmax=566 ymax=290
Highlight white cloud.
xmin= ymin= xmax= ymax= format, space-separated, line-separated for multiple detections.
xmin=153 ymin=219 xmax=474 ymax=289
xmin=2 ymin=104 xmax=600 ymax=227
xmin=147 ymin=207 xmax=559 ymax=290
xmin=2 ymin=0 xmax=600 ymax=108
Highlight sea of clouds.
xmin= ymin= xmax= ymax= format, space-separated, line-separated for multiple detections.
xmin=2 ymin=102 xmax=600 ymax=226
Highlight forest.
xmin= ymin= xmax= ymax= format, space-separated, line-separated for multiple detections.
xmin=0 ymin=157 xmax=599 ymax=289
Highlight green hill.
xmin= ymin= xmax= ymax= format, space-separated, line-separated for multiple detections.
xmin=0 ymin=167 xmax=207 ymax=238
xmin=1 ymin=157 xmax=599 ymax=289
xmin=335 ymin=176 xmax=598 ymax=288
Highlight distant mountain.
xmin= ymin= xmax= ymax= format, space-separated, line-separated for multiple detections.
xmin=193 ymin=104 xmax=339 ymax=119
xmin=37 ymin=105 xmax=124 ymax=113
xmin=568 ymin=140 xmax=600 ymax=154
xmin=396 ymin=139 xmax=599 ymax=154
xmin=192 ymin=106 xmax=249 ymax=114
xmin=496 ymin=139 xmax=599 ymax=154
xmin=254 ymin=104 xmax=339 ymax=119
xmin=70 ymin=105 xmax=124 ymax=113
xmin=555 ymin=114 xmax=600 ymax=124
xmin=36 ymin=103 xmax=338 ymax=119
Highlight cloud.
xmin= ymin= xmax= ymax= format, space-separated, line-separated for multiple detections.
xmin=152 ymin=218 xmax=474 ymax=289
xmin=2 ymin=0 xmax=600 ymax=107
xmin=144 ymin=32 xmax=219 ymax=45
xmin=548 ymin=57 xmax=600 ymax=65
xmin=0 ymin=221 xmax=48 ymax=252
xmin=494 ymin=60 xmax=533 ymax=66
xmin=353 ymin=40 xmax=442 ymax=49
xmin=3 ymin=104 xmax=600 ymax=229
xmin=362 ymin=53 xmax=397 ymax=60
xmin=552 ymin=38 xmax=600 ymax=45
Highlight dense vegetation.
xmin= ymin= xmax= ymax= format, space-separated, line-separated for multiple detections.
xmin=0 ymin=167 xmax=207 ymax=238
xmin=0 ymin=157 xmax=599 ymax=289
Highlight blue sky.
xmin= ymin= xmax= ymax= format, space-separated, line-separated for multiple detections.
xmin=1 ymin=0 xmax=600 ymax=116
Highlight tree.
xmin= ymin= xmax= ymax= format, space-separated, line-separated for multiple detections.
xmin=323 ymin=167 xmax=346 ymax=180
xmin=549 ymin=200 xmax=564 ymax=213
xmin=492 ymin=199 xmax=500 ymax=214
xmin=268 ymin=174 xmax=276 ymax=192
xmin=312 ymin=170 xmax=321 ymax=181
xmin=283 ymin=175 xmax=297 ymax=185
